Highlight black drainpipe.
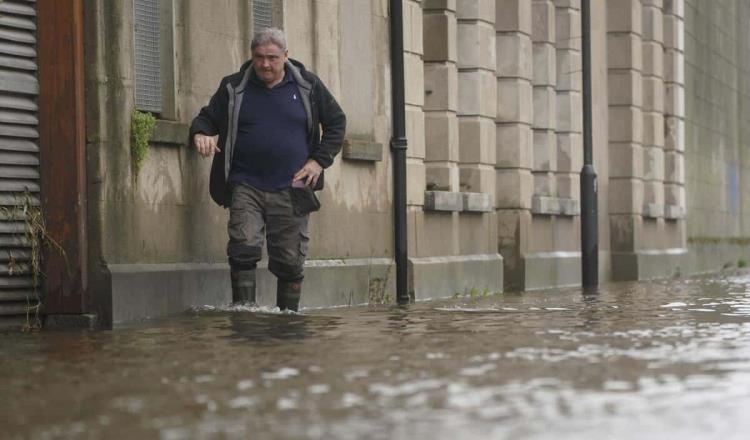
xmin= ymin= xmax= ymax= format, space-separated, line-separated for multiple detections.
xmin=580 ymin=0 xmax=598 ymax=289
xmin=390 ymin=0 xmax=410 ymax=305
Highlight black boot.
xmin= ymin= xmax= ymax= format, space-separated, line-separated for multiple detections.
xmin=231 ymin=270 xmax=256 ymax=305
xmin=276 ymin=280 xmax=302 ymax=312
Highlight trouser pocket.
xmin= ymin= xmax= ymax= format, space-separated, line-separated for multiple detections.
xmin=290 ymin=186 xmax=321 ymax=216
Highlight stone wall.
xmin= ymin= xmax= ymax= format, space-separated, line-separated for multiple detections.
xmin=84 ymin=0 xmax=721 ymax=325
xmin=684 ymin=0 xmax=750 ymax=272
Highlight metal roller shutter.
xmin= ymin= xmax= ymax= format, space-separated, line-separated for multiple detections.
xmin=0 ymin=0 xmax=39 ymax=328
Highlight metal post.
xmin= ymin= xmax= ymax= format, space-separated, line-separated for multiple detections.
xmin=390 ymin=0 xmax=410 ymax=304
xmin=580 ymin=0 xmax=598 ymax=288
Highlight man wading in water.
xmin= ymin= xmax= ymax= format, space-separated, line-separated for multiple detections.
xmin=190 ymin=28 xmax=346 ymax=312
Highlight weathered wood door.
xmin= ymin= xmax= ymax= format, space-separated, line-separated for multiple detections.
xmin=0 ymin=0 xmax=87 ymax=327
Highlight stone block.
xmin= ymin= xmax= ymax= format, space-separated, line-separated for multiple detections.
xmin=608 ymin=142 xmax=643 ymax=178
xmin=559 ymin=197 xmax=580 ymax=216
xmin=663 ymin=204 xmax=685 ymax=220
xmin=425 ymin=112 xmax=459 ymax=161
xmin=665 ymin=83 xmax=685 ymax=117
xmin=664 ymin=182 xmax=685 ymax=207
xmin=555 ymin=0 xmax=580 ymax=9
xmin=533 ymin=129 xmax=557 ymax=170
xmin=408 ymin=160 xmax=427 ymax=205
xmin=405 ymin=53 xmax=425 ymax=107
xmin=423 ymin=0 xmax=457 ymax=11
xmin=108 ymin=263 xmax=230 ymax=324
xmin=524 ymin=250 xmax=582 ymax=290
xmin=555 ymin=7 xmax=581 ymax=51
xmin=607 ymin=33 xmax=643 ymax=71
xmin=457 ymin=22 xmax=496 ymax=70
xmin=456 ymin=0 xmax=495 ymax=22
xmin=496 ymin=123 xmax=533 ymax=168
xmin=495 ymin=33 xmax=533 ymax=78
xmin=408 ymin=0 xmax=425 ymax=55
xmin=556 ymin=50 xmax=581 ymax=92
xmin=643 ymin=180 xmax=665 ymax=206
xmin=556 ymin=174 xmax=580 ymax=199
xmin=641 ymin=4 xmax=664 ymax=42
xmin=406 ymin=107 xmax=426 ymax=159
xmin=609 ymin=178 xmax=644 ymax=214
xmin=462 ymin=191 xmax=494 ymax=212
xmin=425 ymin=164 xmax=457 ymax=192
xmin=459 ymin=116 xmax=496 ymax=163
xmin=533 ymin=42 xmax=557 ymax=86
xmin=532 ymin=0 xmax=556 ymax=44
xmin=409 ymin=254 xmax=504 ymax=300
xmin=459 ymin=165 xmax=495 ymax=193
xmin=424 ymin=62 xmax=458 ymax=111
xmin=642 ymin=202 xmax=663 ymax=219
xmin=663 ymin=48 xmax=685 ymax=84
xmin=496 ymin=78 xmax=534 ymax=124
xmin=423 ymin=12 xmax=457 ymax=62
xmin=556 ymin=133 xmax=582 ymax=171
xmin=664 ymin=116 xmax=685 ymax=151
xmin=664 ymin=150 xmax=684 ymax=183
xmin=663 ymin=0 xmax=684 ymax=18
xmin=495 ymin=0 xmax=532 ymax=34
xmin=642 ymin=112 xmax=665 ymax=147
xmin=533 ymin=172 xmax=556 ymax=197
xmin=608 ymin=106 xmax=643 ymax=143
xmin=642 ymin=145 xmax=664 ymax=179
xmin=531 ymin=195 xmax=561 ymax=214
xmin=642 ymin=41 xmax=664 ymax=77
xmin=607 ymin=0 xmax=642 ymax=34
xmin=663 ymin=14 xmax=684 ymax=51
xmin=641 ymin=0 xmax=663 ymax=7
xmin=458 ymin=70 xmax=497 ymax=117
xmin=496 ymin=168 xmax=533 ymax=209
xmin=556 ymin=92 xmax=582 ymax=132
xmin=533 ymin=86 xmax=557 ymax=129
xmin=642 ymin=76 xmax=664 ymax=112
xmin=607 ymin=70 xmax=642 ymax=106
xmin=424 ymin=190 xmax=464 ymax=211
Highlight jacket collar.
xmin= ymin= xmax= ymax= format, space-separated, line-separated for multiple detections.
xmin=233 ymin=58 xmax=311 ymax=93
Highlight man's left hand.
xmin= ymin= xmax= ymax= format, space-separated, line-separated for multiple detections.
xmin=293 ymin=159 xmax=323 ymax=187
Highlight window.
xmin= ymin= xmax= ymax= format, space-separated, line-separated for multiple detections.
xmin=133 ymin=0 xmax=176 ymax=119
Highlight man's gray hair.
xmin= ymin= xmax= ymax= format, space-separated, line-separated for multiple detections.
xmin=251 ymin=27 xmax=287 ymax=52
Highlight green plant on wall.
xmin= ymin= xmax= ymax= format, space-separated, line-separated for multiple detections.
xmin=131 ymin=109 xmax=156 ymax=174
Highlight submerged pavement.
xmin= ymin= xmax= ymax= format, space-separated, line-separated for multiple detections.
xmin=3 ymin=273 xmax=750 ymax=439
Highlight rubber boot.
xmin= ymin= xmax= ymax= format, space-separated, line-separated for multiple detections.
xmin=276 ymin=280 xmax=302 ymax=312
xmin=231 ymin=270 xmax=256 ymax=305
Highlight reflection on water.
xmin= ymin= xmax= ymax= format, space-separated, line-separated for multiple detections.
xmin=3 ymin=274 xmax=750 ymax=439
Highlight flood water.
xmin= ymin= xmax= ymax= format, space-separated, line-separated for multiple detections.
xmin=3 ymin=274 xmax=750 ymax=439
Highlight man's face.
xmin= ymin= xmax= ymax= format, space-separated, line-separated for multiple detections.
xmin=252 ymin=43 xmax=288 ymax=87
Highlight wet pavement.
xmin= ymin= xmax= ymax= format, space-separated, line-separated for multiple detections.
xmin=3 ymin=274 xmax=750 ymax=439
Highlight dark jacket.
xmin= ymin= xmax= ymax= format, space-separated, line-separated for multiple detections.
xmin=189 ymin=59 xmax=346 ymax=207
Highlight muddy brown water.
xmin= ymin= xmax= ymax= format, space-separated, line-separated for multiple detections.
xmin=3 ymin=274 xmax=750 ymax=439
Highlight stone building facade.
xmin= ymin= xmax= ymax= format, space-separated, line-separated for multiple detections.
xmin=4 ymin=0 xmax=749 ymax=327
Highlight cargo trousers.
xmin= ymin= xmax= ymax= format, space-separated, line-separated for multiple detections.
xmin=227 ymin=183 xmax=309 ymax=282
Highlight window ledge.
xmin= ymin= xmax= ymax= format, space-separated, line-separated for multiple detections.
xmin=532 ymin=196 xmax=580 ymax=216
xmin=425 ymin=191 xmax=494 ymax=213
xmin=664 ymin=204 xmax=685 ymax=220
xmin=342 ymin=138 xmax=383 ymax=162
xmin=642 ymin=203 xmax=664 ymax=219
xmin=151 ymin=119 xmax=189 ymax=147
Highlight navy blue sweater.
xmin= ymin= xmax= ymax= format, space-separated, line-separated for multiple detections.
xmin=228 ymin=70 xmax=308 ymax=191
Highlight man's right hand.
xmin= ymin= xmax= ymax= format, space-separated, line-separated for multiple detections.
xmin=194 ymin=133 xmax=220 ymax=158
